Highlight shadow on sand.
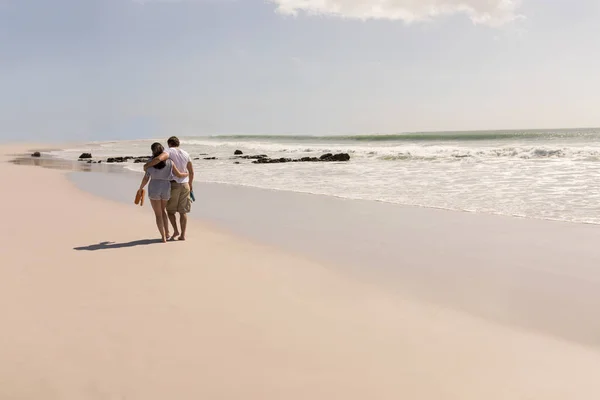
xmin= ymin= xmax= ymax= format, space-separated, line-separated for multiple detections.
xmin=74 ymin=239 xmax=162 ymax=251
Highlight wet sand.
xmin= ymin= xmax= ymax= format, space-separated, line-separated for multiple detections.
xmin=68 ymin=161 xmax=600 ymax=349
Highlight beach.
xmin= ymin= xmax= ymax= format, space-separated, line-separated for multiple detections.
xmin=3 ymin=143 xmax=600 ymax=399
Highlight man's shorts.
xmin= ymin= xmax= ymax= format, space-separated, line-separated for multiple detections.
xmin=167 ymin=182 xmax=192 ymax=214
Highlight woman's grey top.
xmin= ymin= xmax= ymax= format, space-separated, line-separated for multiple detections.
xmin=145 ymin=159 xmax=173 ymax=181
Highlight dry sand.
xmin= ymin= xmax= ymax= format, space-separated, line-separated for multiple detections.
xmin=2 ymin=144 xmax=600 ymax=399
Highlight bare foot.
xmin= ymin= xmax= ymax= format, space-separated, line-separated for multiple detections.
xmin=161 ymin=236 xmax=167 ymax=243
xmin=178 ymin=236 xmax=186 ymax=241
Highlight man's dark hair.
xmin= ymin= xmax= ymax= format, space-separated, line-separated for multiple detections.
xmin=167 ymin=136 xmax=180 ymax=148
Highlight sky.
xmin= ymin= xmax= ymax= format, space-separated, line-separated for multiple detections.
xmin=1 ymin=0 xmax=600 ymax=141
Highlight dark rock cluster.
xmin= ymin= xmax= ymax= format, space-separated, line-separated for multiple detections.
xmin=106 ymin=156 xmax=151 ymax=163
xmin=235 ymin=154 xmax=268 ymax=160
xmin=76 ymin=155 xmax=151 ymax=163
xmin=69 ymin=150 xmax=350 ymax=166
xmin=252 ymin=153 xmax=351 ymax=164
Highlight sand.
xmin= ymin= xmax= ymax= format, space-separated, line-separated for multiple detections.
xmin=2 ymin=143 xmax=600 ymax=399
xmin=69 ymin=167 xmax=600 ymax=348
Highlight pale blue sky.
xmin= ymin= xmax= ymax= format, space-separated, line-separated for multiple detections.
xmin=1 ymin=0 xmax=599 ymax=141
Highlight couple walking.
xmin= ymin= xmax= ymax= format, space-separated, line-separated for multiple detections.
xmin=138 ymin=136 xmax=194 ymax=242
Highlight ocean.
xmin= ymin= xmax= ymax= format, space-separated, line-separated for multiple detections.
xmin=52 ymin=128 xmax=600 ymax=224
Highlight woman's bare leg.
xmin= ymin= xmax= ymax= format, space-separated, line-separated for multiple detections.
xmin=150 ymin=199 xmax=167 ymax=242
xmin=161 ymin=200 xmax=170 ymax=239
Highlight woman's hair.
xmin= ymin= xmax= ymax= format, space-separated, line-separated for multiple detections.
xmin=151 ymin=142 xmax=167 ymax=170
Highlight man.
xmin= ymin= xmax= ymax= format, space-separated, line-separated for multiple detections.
xmin=144 ymin=136 xmax=194 ymax=241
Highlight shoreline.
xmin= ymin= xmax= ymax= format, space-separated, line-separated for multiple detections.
xmin=11 ymin=147 xmax=600 ymax=349
xmin=3 ymin=143 xmax=600 ymax=398
xmin=14 ymin=148 xmax=600 ymax=226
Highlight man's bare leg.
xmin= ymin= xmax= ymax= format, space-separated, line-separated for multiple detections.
xmin=168 ymin=212 xmax=180 ymax=240
xmin=179 ymin=213 xmax=188 ymax=241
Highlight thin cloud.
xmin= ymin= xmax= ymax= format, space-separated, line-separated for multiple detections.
xmin=268 ymin=0 xmax=524 ymax=27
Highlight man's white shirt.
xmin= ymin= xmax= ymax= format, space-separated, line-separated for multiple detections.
xmin=167 ymin=147 xmax=191 ymax=184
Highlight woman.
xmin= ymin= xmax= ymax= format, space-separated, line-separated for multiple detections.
xmin=139 ymin=143 xmax=188 ymax=242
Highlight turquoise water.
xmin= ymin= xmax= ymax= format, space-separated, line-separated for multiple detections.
xmin=209 ymin=128 xmax=600 ymax=142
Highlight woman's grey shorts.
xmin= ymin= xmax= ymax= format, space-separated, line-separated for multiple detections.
xmin=148 ymin=180 xmax=171 ymax=201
